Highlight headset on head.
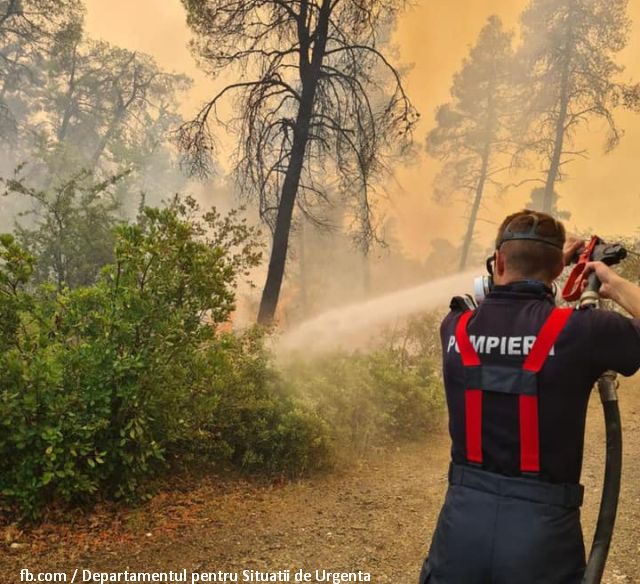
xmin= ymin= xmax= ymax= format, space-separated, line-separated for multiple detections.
xmin=475 ymin=215 xmax=564 ymax=303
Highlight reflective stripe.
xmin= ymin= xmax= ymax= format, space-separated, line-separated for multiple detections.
xmin=456 ymin=311 xmax=483 ymax=463
xmin=455 ymin=310 xmax=481 ymax=366
xmin=520 ymin=307 xmax=572 ymax=473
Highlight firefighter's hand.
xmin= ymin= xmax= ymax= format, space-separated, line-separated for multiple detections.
xmin=584 ymin=261 xmax=623 ymax=300
xmin=585 ymin=261 xmax=640 ymax=318
xmin=563 ymin=237 xmax=584 ymax=266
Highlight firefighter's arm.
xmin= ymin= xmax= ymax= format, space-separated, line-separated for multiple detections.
xmin=586 ymin=261 xmax=640 ymax=318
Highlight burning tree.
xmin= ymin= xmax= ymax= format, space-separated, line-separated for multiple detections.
xmin=178 ymin=0 xmax=418 ymax=324
xmin=516 ymin=0 xmax=640 ymax=213
xmin=427 ymin=16 xmax=516 ymax=271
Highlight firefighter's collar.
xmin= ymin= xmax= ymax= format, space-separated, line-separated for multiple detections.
xmin=490 ymin=280 xmax=555 ymax=301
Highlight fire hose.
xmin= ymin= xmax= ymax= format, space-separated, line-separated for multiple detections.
xmin=562 ymin=236 xmax=628 ymax=584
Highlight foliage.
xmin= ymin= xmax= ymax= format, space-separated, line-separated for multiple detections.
xmin=0 ymin=187 xmax=444 ymax=522
xmin=515 ymin=0 xmax=640 ymax=211
xmin=0 ymin=0 xmax=83 ymax=145
xmin=0 ymin=4 xmax=192 ymax=215
xmin=183 ymin=328 xmax=332 ymax=475
xmin=2 ymin=169 xmax=125 ymax=289
xmin=0 ymin=197 xmax=263 ymax=518
xmin=427 ymin=16 xmax=515 ymax=202
xmin=39 ymin=30 xmax=191 ymax=194
xmin=0 ymin=232 xmax=34 ymax=352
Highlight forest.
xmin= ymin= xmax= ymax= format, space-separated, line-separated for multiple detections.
xmin=0 ymin=0 xmax=639 ymax=543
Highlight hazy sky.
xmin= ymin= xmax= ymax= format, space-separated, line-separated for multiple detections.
xmin=84 ymin=0 xmax=640 ymax=260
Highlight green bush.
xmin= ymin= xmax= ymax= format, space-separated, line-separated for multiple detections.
xmin=0 ymin=198 xmax=264 ymax=518
xmin=280 ymin=316 xmax=445 ymax=460
xmin=0 ymin=197 xmax=445 ymax=520
xmin=176 ymin=328 xmax=332 ymax=476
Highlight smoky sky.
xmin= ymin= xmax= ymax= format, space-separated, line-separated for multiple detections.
xmin=85 ymin=0 xmax=640 ymax=259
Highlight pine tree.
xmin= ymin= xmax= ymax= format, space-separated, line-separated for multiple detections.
xmin=516 ymin=0 xmax=640 ymax=213
xmin=427 ymin=16 xmax=515 ymax=270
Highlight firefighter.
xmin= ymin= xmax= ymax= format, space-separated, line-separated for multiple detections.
xmin=418 ymin=210 xmax=640 ymax=584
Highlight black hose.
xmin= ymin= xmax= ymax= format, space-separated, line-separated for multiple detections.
xmin=578 ymin=267 xmax=623 ymax=584
xmin=561 ymin=240 xmax=628 ymax=582
xmin=582 ymin=381 xmax=622 ymax=584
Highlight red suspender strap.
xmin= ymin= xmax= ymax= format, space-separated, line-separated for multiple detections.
xmin=455 ymin=311 xmax=481 ymax=366
xmin=455 ymin=311 xmax=483 ymax=464
xmin=465 ymin=390 xmax=483 ymax=463
xmin=523 ymin=307 xmax=573 ymax=373
xmin=519 ymin=307 xmax=573 ymax=472
xmin=519 ymin=396 xmax=540 ymax=472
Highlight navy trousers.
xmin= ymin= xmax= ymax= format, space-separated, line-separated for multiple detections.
xmin=418 ymin=464 xmax=586 ymax=584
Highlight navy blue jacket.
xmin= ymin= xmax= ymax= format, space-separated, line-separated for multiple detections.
xmin=440 ymin=282 xmax=640 ymax=484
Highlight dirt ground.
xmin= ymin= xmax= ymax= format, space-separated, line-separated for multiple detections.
xmin=2 ymin=378 xmax=640 ymax=584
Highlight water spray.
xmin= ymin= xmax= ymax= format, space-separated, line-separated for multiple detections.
xmin=277 ymin=269 xmax=481 ymax=355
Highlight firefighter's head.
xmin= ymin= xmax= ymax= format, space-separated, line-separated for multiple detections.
xmin=493 ymin=210 xmax=566 ymax=286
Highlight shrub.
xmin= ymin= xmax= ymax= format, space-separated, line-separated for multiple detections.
xmin=176 ymin=328 xmax=332 ymax=476
xmin=0 ymin=198 xmax=264 ymax=518
xmin=280 ymin=314 xmax=445 ymax=460
xmin=0 ymin=197 xmax=445 ymax=520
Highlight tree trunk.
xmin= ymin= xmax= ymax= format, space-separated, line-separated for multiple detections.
xmin=459 ymin=140 xmax=491 ymax=271
xmin=0 ymin=46 xmax=16 ymax=102
xmin=460 ymin=81 xmax=496 ymax=271
xmin=91 ymin=106 xmax=127 ymax=169
xmin=57 ymin=43 xmax=79 ymax=143
xmin=257 ymin=0 xmax=331 ymax=325
xmin=257 ymin=89 xmax=316 ymax=324
xmin=361 ymin=250 xmax=371 ymax=296
xmin=91 ymin=53 xmax=139 ymax=169
xmin=543 ymin=32 xmax=572 ymax=214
